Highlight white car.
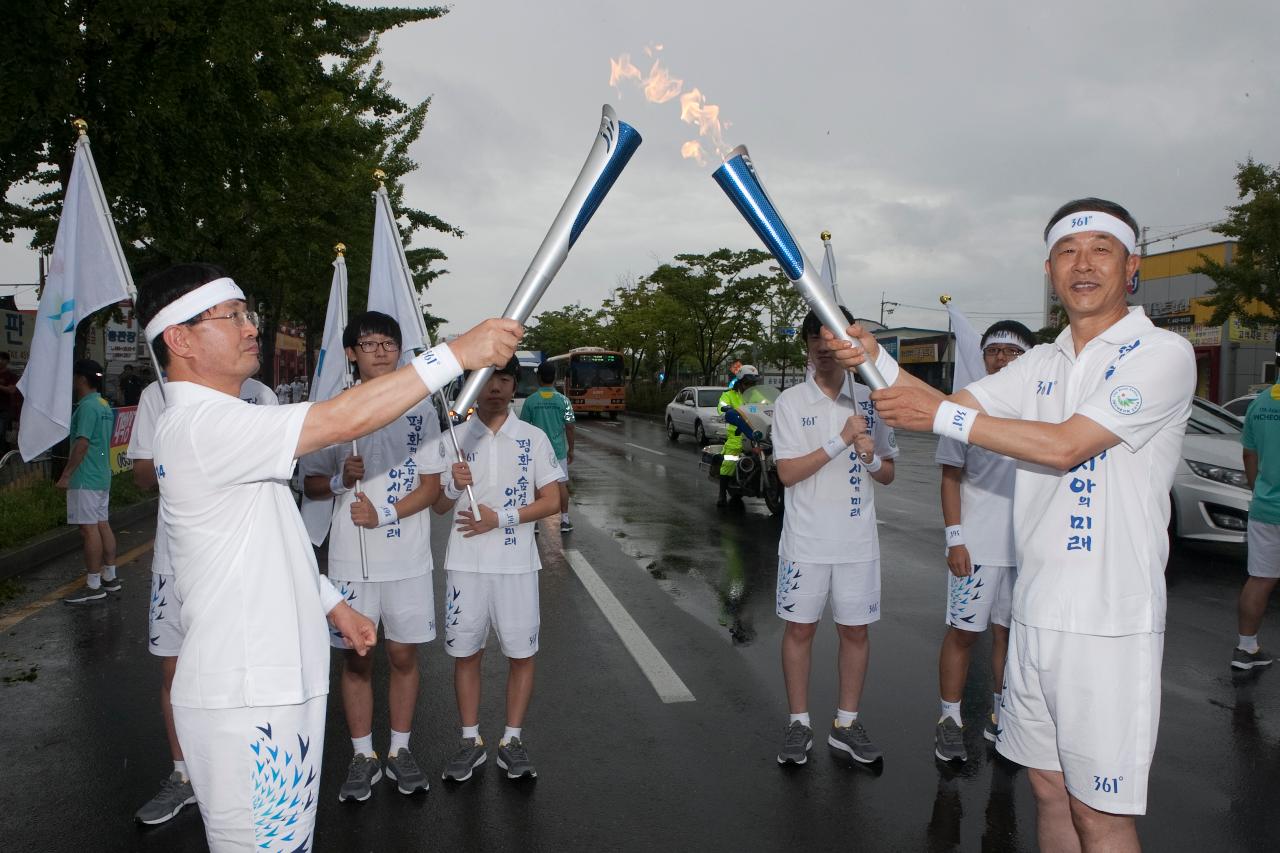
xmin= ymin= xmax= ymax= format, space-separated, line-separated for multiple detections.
xmin=666 ymin=386 xmax=728 ymax=445
xmin=1223 ymin=393 xmax=1259 ymax=417
xmin=1171 ymin=397 xmax=1250 ymax=547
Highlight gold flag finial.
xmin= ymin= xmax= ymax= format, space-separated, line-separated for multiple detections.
xmin=820 ymin=230 xmax=832 ymax=242
xmin=72 ymin=118 xmax=88 ymax=136
xmin=940 ymin=294 xmax=952 ymax=305
xmin=373 ymin=169 xmax=387 ymax=186
xmin=334 ymin=242 xmax=346 ymax=257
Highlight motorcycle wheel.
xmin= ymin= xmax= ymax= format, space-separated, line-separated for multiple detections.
xmin=764 ymin=471 xmax=784 ymax=516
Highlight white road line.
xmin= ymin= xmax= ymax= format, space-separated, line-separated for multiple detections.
xmin=625 ymin=442 xmax=667 ymax=457
xmin=564 ymin=549 xmax=695 ymax=704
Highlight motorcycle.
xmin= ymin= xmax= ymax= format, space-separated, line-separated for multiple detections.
xmin=698 ymin=384 xmax=785 ymax=516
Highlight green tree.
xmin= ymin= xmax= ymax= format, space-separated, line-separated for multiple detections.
xmin=522 ymin=304 xmax=603 ymax=358
xmin=751 ymin=277 xmax=808 ymax=382
xmin=648 ymin=248 xmax=779 ymax=383
xmin=1195 ymin=159 xmax=1280 ymax=325
xmin=602 ymin=275 xmax=690 ymax=388
xmin=0 ymin=0 xmax=454 ymax=379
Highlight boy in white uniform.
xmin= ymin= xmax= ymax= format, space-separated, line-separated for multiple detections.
xmin=834 ymin=199 xmax=1195 ymax=852
xmin=301 ymin=311 xmax=446 ymax=801
xmin=129 ymin=376 xmax=278 ymax=825
xmin=433 ymin=357 xmax=562 ymax=782
xmin=932 ymin=320 xmax=1033 ymax=763
xmin=135 ymin=262 xmax=519 ymax=852
xmin=773 ymin=307 xmax=897 ymax=767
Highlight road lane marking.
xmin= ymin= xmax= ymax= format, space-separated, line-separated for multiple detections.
xmin=625 ymin=443 xmax=667 ymax=457
xmin=0 ymin=540 xmax=154 ymax=633
xmin=564 ymin=549 xmax=695 ymax=704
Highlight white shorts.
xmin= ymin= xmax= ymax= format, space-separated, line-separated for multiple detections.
xmin=444 ymin=570 xmax=540 ymax=659
xmin=557 ymin=456 xmax=569 ymax=483
xmin=173 ymin=695 xmax=326 ymax=853
xmin=148 ymin=572 xmax=185 ymax=657
xmin=996 ymin=621 xmax=1163 ymax=815
xmin=776 ymin=558 xmax=881 ymax=626
xmin=329 ymin=574 xmax=437 ymax=648
xmin=67 ymin=488 xmax=109 ymax=524
xmin=1246 ymin=519 xmax=1280 ymax=578
xmin=946 ymin=563 xmax=1016 ymax=632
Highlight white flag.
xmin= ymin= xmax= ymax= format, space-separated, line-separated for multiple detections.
xmin=368 ymin=185 xmax=430 ymax=361
xmin=300 ymin=254 xmax=351 ymax=546
xmin=17 ymin=134 xmax=132 ymax=461
xmin=819 ymin=236 xmax=846 ymax=309
xmin=946 ymin=300 xmax=985 ymax=393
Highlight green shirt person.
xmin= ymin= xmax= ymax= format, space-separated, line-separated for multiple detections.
xmin=518 ymin=362 xmax=577 ymax=533
xmin=1242 ymin=386 xmax=1280 ymax=524
xmin=1235 ymin=384 xmax=1280 ymax=671
xmin=57 ymin=359 xmax=121 ymax=605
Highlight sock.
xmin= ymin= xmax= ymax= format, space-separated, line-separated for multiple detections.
xmin=173 ymin=760 xmax=188 ymax=782
xmin=351 ymin=734 xmax=374 ymax=758
xmin=389 ymin=729 xmax=410 ymax=755
xmin=789 ymin=712 xmax=811 ymax=727
xmin=86 ymin=572 xmax=102 ymax=590
xmin=1239 ymin=634 xmax=1260 ymax=654
xmin=101 ymin=565 xmax=117 ymax=581
xmin=461 ymin=724 xmax=480 ymax=741
xmin=502 ymin=725 xmax=522 ymax=745
xmin=939 ymin=699 xmax=962 ymax=726
xmin=836 ymin=708 xmax=858 ymax=727
xmin=561 ymin=512 xmax=570 ymax=523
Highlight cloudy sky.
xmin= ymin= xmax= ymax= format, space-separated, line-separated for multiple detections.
xmin=4 ymin=0 xmax=1278 ymax=334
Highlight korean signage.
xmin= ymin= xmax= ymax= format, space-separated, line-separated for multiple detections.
xmin=1 ymin=309 xmax=34 ymax=371
xmin=109 ymin=406 xmax=137 ymax=474
xmin=1228 ymin=317 xmax=1279 ymax=345
xmin=105 ymin=314 xmax=142 ymax=363
xmin=899 ymin=342 xmax=939 ymax=364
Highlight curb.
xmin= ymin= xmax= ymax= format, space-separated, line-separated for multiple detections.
xmin=0 ymin=496 xmax=159 ymax=582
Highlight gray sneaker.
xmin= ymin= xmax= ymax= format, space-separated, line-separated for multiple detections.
xmin=1231 ymin=647 xmax=1274 ymax=670
xmin=828 ymin=720 xmax=883 ymax=764
xmin=983 ymin=711 xmax=1001 ymax=744
xmin=497 ymin=737 xmax=537 ymax=779
xmin=101 ymin=576 xmax=122 ymax=593
xmin=135 ymin=771 xmax=196 ymax=825
xmin=934 ymin=717 xmax=967 ymax=762
xmin=337 ymin=752 xmax=382 ymax=802
xmin=441 ymin=737 xmax=487 ymax=782
xmin=63 ymin=585 xmax=107 ymax=605
xmin=559 ymin=519 xmax=574 ymax=534
xmin=384 ymin=747 xmax=429 ymax=794
xmin=776 ymin=720 xmax=814 ymax=765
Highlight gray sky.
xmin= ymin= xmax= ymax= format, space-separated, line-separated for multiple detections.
xmin=4 ymin=0 xmax=1278 ymax=333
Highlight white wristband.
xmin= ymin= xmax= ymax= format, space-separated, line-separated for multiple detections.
xmin=329 ymin=472 xmax=350 ymax=495
xmin=945 ymin=525 xmax=964 ymax=548
xmin=823 ymin=434 xmax=848 ymax=460
xmin=375 ymin=502 xmax=398 ymax=528
xmin=444 ymin=479 xmax=463 ymax=501
xmin=873 ymin=344 xmax=900 ymax=386
xmin=863 ymin=454 xmax=882 ymax=473
xmin=933 ymin=401 xmax=978 ymax=444
xmin=501 ymin=508 xmax=520 ymax=528
xmin=411 ymin=343 xmax=463 ymax=393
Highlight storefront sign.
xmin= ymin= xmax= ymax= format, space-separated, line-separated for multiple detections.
xmin=900 ymin=342 xmax=939 ymax=364
xmin=109 ymin=406 xmax=137 ymax=474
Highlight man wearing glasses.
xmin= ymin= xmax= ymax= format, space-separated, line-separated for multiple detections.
xmin=933 ymin=321 xmax=1035 ymax=763
xmin=135 ymin=263 xmax=519 ymax=852
xmin=301 ymin=311 xmax=446 ymax=802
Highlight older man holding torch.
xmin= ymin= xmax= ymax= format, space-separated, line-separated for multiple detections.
xmin=830 ymin=199 xmax=1193 ymax=853
xmin=135 ymin=262 xmax=519 ymax=853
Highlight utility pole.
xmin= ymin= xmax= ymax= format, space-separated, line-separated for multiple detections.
xmin=879 ymin=291 xmax=899 ymax=326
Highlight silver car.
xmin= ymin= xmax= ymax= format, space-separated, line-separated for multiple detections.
xmin=1171 ymin=397 xmax=1250 ymax=547
xmin=666 ymin=386 xmax=728 ymax=445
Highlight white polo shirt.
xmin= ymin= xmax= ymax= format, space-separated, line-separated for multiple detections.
xmin=299 ymin=399 xmax=446 ymax=582
xmin=966 ymin=307 xmax=1195 ymax=636
xmin=439 ymin=414 xmax=562 ymax=574
xmin=128 ymin=379 xmax=278 ymax=576
xmin=153 ymin=381 xmax=344 ymax=710
xmin=773 ymin=376 xmax=898 ymax=563
xmin=935 ymin=439 xmax=1017 ymax=567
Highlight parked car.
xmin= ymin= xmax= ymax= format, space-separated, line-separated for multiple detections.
xmin=666 ymin=386 xmax=729 ymax=445
xmin=1223 ymin=393 xmax=1259 ymax=417
xmin=1171 ymin=397 xmax=1249 ymax=546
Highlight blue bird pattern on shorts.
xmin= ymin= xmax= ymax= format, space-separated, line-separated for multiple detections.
xmin=947 ymin=565 xmax=986 ymax=625
xmin=776 ymin=561 xmax=801 ymax=613
xmin=148 ymin=574 xmax=169 ymax=647
xmin=250 ymin=720 xmax=318 ymax=852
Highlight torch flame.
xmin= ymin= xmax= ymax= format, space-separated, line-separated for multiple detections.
xmin=609 ymin=54 xmax=642 ymax=93
xmin=680 ymin=140 xmax=705 ymax=166
xmin=643 ymin=61 xmax=683 ymax=104
xmin=608 ymin=47 xmax=733 ymax=162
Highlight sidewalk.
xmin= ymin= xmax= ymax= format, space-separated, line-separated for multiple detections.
xmin=0 ymin=496 xmax=157 ymax=582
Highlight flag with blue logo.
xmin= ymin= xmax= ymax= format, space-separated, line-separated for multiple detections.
xmin=301 ymin=253 xmax=351 ymax=545
xmin=17 ymin=133 xmax=131 ymax=461
xmin=367 ymin=184 xmax=431 ymax=361
xmin=946 ymin=300 xmax=985 ymax=392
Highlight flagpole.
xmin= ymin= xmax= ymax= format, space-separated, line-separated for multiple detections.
xmin=373 ymin=170 xmax=480 ymax=519
xmin=821 ymin=230 xmax=856 ymax=403
xmin=941 ymin=294 xmax=953 ymax=393
xmin=332 ymin=244 xmax=371 ymax=580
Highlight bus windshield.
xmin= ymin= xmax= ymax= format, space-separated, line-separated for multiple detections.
xmin=569 ymin=353 xmax=623 ymax=390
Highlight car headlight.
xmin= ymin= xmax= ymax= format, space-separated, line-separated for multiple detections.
xmin=1186 ymin=459 xmax=1249 ymax=490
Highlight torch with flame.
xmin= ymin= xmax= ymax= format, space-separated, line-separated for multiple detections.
xmin=711 ymin=146 xmax=887 ymax=391
xmin=449 ymin=104 xmax=642 ymax=419
xmin=609 ymin=47 xmax=730 ymax=166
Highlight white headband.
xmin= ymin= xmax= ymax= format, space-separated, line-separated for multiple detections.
xmin=1045 ymin=210 xmax=1137 ymax=254
xmin=981 ymin=329 xmax=1032 ymax=352
xmin=144 ymin=277 xmax=245 ymax=343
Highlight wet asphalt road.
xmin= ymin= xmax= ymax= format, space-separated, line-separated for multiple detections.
xmin=1 ymin=415 xmax=1278 ymax=852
